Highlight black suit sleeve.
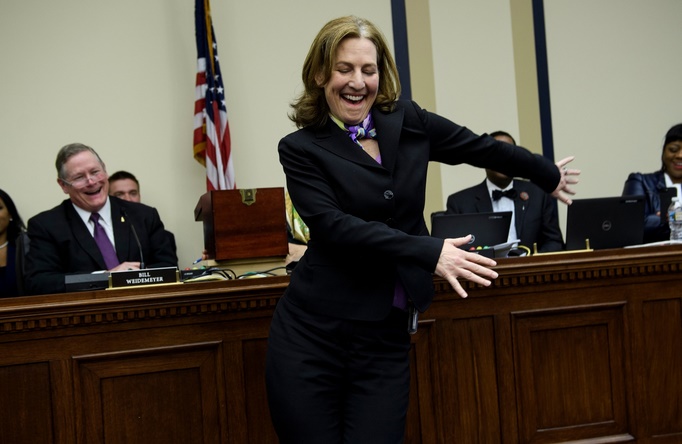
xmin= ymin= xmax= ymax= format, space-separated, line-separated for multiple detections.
xmin=536 ymin=195 xmax=564 ymax=252
xmin=24 ymin=214 xmax=71 ymax=295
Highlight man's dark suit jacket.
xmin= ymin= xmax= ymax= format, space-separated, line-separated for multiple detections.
xmin=279 ymin=100 xmax=561 ymax=321
xmin=446 ymin=179 xmax=564 ymax=253
xmin=24 ymin=196 xmax=177 ymax=295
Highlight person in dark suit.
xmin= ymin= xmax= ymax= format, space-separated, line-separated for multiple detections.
xmin=108 ymin=170 xmax=178 ymax=258
xmin=622 ymin=123 xmax=682 ymax=243
xmin=0 ymin=189 xmax=26 ymax=297
xmin=445 ymin=130 xmax=564 ymax=253
xmin=265 ymin=16 xmax=579 ymax=444
xmin=24 ymin=143 xmax=177 ymax=295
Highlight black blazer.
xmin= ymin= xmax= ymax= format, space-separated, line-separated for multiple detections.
xmin=445 ymin=179 xmax=564 ymax=252
xmin=25 ymin=196 xmax=177 ymax=295
xmin=622 ymin=170 xmax=669 ymax=243
xmin=0 ymin=243 xmax=18 ymax=297
xmin=279 ymin=100 xmax=560 ymax=321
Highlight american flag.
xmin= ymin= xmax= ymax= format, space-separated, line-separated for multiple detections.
xmin=193 ymin=0 xmax=236 ymax=190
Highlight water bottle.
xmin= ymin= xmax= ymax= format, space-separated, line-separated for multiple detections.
xmin=668 ymin=197 xmax=682 ymax=241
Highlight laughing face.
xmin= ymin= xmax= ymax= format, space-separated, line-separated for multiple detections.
xmin=58 ymin=150 xmax=109 ymax=213
xmin=662 ymin=139 xmax=682 ymax=183
xmin=319 ymin=37 xmax=379 ymax=126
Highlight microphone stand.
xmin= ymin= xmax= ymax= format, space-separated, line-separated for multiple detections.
xmin=121 ymin=209 xmax=145 ymax=269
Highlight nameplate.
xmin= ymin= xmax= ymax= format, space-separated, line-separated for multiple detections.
xmin=109 ymin=267 xmax=179 ymax=289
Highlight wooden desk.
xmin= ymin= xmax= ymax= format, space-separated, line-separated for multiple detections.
xmin=1 ymin=246 xmax=681 ymax=443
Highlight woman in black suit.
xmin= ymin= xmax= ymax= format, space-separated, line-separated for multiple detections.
xmin=265 ymin=16 xmax=579 ymax=444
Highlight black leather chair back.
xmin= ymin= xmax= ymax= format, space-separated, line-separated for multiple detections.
xmin=15 ymin=232 xmax=30 ymax=296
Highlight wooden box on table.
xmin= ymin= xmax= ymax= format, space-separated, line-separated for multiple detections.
xmin=195 ymin=187 xmax=288 ymax=261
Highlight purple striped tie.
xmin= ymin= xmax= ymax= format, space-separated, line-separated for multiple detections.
xmin=90 ymin=212 xmax=119 ymax=270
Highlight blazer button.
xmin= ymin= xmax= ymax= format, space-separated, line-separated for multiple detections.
xmin=385 ymin=218 xmax=396 ymax=227
xmin=383 ymin=190 xmax=394 ymax=200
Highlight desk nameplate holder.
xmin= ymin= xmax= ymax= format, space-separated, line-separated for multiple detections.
xmin=532 ymin=239 xmax=593 ymax=256
xmin=108 ymin=267 xmax=180 ymax=289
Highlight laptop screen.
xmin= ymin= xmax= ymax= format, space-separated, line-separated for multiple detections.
xmin=431 ymin=212 xmax=512 ymax=250
xmin=565 ymin=195 xmax=645 ymax=250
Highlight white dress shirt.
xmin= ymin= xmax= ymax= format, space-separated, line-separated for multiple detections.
xmin=486 ymin=178 xmax=518 ymax=244
xmin=72 ymin=198 xmax=117 ymax=248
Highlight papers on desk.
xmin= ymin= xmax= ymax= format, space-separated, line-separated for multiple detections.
xmin=183 ymin=273 xmax=229 ymax=282
xmin=624 ymin=240 xmax=682 ymax=248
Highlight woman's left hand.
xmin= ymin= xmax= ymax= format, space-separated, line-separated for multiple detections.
xmin=552 ymin=156 xmax=580 ymax=205
xmin=434 ymin=236 xmax=499 ymax=298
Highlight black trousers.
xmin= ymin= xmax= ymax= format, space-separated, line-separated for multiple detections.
xmin=266 ymin=295 xmax=411 ymax=444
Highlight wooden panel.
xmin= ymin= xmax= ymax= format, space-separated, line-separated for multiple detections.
xmin=406 ymin=320 xmax=439 ymax=444
xmin=0 ymin=362 xmax=54 ymax=443
xmin=242 ymin=338 xmax=278 ymax=444
xmin=73 ymin=342 xmax=224 ymax=444
xmin=437 ymin=316 xmax=501 ymax=443
xmin=513 ymin=304 xmax=630 ymax=443
xmin=640 ymin=298 xmax=682 ymax=440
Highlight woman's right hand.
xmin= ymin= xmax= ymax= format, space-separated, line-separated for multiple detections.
xmin=434 ymin=236 xmax=499 ymax=298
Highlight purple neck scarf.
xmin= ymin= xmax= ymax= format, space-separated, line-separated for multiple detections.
xmin=344 ymin=113 xmax=377 ymax=146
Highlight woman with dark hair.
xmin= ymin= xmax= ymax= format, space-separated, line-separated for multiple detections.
xmin=0 ymin=189 xmax=26 ymax=297
xmin=623 ymin=123 xmax=682 ymax=243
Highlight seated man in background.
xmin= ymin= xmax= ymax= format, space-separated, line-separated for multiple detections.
xmin=24 ymin=143 xmax=177 ymax=295
xmin=108 ymin=170 xmax=141 ymax=202
xmin=446 ymin=130 xmax=564 ymax=253
xmin=109 ymin=170 xmax=177 ymax=258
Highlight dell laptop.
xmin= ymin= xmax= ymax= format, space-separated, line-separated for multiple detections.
xmin=431 ymin=211 xmax=512 ymax=251
xmin=565 ymin=195 xmax=645 ymax=250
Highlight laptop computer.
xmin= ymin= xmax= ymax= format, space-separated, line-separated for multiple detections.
xmin=565 ymin=195 xmax=645 ymax=250
xmin=64 ymin=273 xmax=110 ymax=292
xmin=431 ymin=211 xmax=512 ymax=251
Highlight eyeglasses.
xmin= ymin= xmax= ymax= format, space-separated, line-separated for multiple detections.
xmin=62 ymin=169 xmax=106 ymax=188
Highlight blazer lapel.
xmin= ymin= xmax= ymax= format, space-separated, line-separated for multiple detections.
xmin=313 ymin=121 xmax=385 ymax=170
xmin=64 ymin=201 xmax=108 ymax=270
xmin=513 ymin=181 xmax=530 ymax=239
xmin=372 ymin=106 xmax=405 ymax=173
xmin=111 ymin=199 xmax=131 ymax=262
xmin=314 ymin=107 xmax=404 ymax=172
xmin=473 ymin=181 xmax=494 ymax=213
xmin=655 ymin=171 xmax=668 ymax=192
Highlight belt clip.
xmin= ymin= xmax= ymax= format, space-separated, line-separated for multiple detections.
xmin=407 ymin=302 xmax=419 ymax=335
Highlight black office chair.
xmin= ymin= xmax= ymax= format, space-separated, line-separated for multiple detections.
xmin=430 ymin=210 xmax=447 ymax=223
xmin=14 ymin=231 xmax=30 ymax=296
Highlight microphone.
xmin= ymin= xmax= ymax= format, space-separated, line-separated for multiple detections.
xmin=121 ymin=209 xmax=145 ymax=269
